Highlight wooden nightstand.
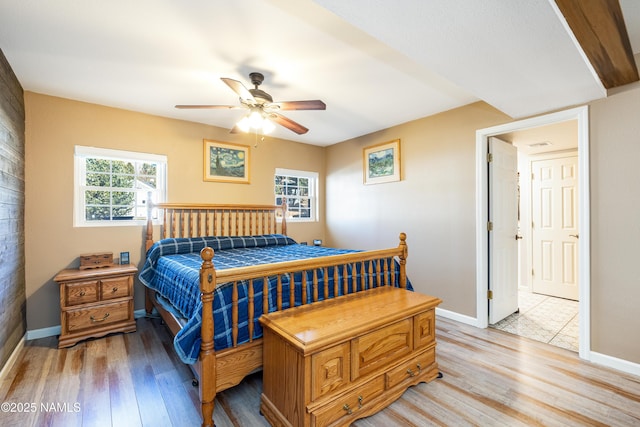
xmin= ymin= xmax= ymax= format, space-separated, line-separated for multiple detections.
xmin=54 ymin=264 xmax=137 ymax=348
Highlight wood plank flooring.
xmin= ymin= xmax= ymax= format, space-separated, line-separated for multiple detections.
xmin=1 ymin=316 xmax=639 ymax=426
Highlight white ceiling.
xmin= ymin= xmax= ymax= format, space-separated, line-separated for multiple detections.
xmin=0 ymin=0 xmax=638 ymax=147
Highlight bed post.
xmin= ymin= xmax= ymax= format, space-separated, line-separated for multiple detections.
xmin=398 ymin=232 xmax=408 ymax=288
xmin=145 ymin=191 xmax=154 ymax=252
xmin=280 ymin=197 xmax=287 ymax=236
xmin=199 ymin=246 xmax=216 ymax=427
xmin=145 ymin=192 xmax=155 ymax=315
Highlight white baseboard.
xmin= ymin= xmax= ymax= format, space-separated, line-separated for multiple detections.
xmin=0 ymin=334 xmax=25 ymax=380
xmin=590 ymin=351 xmax=640 ymax=377
xmin=435 ymin=307 xmax=479 ymax=327
xmin=134 ymin=308 xmax=147 ymax=319
xmin=26 ymin=325 xmax=61 ymax=340
xmin=25 ymin=309 xmax=148 ymax=341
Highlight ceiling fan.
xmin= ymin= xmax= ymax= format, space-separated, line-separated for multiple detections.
xmin=175 ymin=72 xmax=326 ymax=135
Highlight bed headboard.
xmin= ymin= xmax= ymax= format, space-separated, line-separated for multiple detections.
xmin=145 ymin=198 xmax=287 ymax=251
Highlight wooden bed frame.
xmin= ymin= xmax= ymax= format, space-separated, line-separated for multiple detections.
xmin=143 ymin=200 xmax=408 ymax=427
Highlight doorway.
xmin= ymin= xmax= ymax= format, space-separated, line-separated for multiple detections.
xmin=490 ymin=136 xmax=579 ymax=351
xmin=475 ymin=106 xmax=590 ymax=360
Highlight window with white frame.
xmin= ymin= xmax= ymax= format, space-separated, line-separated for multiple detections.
xmin=74 ymin=146 xmax=167 ymax=227
xmin=274 ymin=168 xmax=318 ymax=222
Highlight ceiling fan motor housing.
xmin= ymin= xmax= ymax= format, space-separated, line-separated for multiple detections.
xmin=248 ymin=73 xmax=272 ymax=104
xmin=249 ymin=88 xmax=273 ymax=104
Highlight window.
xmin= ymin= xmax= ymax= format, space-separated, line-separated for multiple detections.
xmin=275 ymin=168 xmax=318 ymax=222
xmin=74 ymin=146 xmax=167 ymax=227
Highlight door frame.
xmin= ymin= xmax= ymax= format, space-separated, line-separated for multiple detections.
xmin=475 ymin=106 xmax=590 ymax=360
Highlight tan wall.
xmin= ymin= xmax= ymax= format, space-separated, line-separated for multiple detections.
xmin=589 ymin=82 xmax=640 ymax=363
xmin=325 ymin=102 xmax=510 ymax=316
xmin=24 ymin=92 xmax=326 ymax=330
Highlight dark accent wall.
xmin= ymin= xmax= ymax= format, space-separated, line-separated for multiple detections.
xmin=0 ymin=48 xmax=26 ymax=369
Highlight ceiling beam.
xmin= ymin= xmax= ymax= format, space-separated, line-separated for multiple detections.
xmin=555 ymin=0 xmax=639 ymax=89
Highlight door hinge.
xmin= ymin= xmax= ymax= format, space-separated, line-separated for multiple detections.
xmin=487 ymin=290 xmax=493 ymax=300
xmin=487 ymin=153 xmax=493 ymax=162
xmin=487 ymin=221 xmax=493 ymax=231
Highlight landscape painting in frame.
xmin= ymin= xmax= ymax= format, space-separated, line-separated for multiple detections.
xmin=363 ymin=139 xmax=401 ymax=185
xmin=203 ymin=140 xmax=250 ymax=183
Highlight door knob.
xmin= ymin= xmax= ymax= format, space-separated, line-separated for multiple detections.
xmin=515 ymin=234 xmax=523 ymax=240
xmin=569 ymin=234 xmax=579 ymax=239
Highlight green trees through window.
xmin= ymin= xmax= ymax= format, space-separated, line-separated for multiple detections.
xmin=74 ymin=146 xmax=166 ymax=226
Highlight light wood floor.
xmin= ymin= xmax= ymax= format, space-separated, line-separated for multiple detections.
xmin=1 ymin=316 xmax=639 ymax=427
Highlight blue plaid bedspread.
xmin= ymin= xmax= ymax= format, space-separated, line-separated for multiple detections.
xmin=139 ymin=235 xmax=411 ymax=364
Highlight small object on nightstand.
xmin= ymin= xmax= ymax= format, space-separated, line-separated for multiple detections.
xmin=120 ymin=251 xmax=130 ymax=265
xmin=79 ymin=252 xmax=114 ymax=269
xmin=53 ymin=264 xmax=137 ymax=348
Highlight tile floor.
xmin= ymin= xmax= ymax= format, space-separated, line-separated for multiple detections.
xmin=491 ymin=290 xmax=579 ymax=352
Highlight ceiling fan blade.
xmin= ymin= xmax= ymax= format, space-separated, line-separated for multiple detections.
xmin=221 ymin=77 xmax=255 ymax=102
xmin=175 ymin=105 xmax=240 ymax=109
xmin=270 ymin=100 xmax=326 ymax=111
xmin=270 ymin=113 xmax=309 ymax=135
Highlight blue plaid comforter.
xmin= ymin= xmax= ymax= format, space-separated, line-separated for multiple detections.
xmin=139 ymin=235 xmax=410 ymax=364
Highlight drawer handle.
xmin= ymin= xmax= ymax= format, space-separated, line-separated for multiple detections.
xmin=90 ymin=313 xmax=110 ymax=323
xmin=79 ymin=291 xmax=86 ymax=297
xmin=343 ymin=404 xmax=352 ymax=415
xmin=407 ymin=363 xmax=423 ymax=378
xmin=112 ymin=287 xmax=118 ymax=293
xmin=358 ymin=395 xmax=363 ymax=408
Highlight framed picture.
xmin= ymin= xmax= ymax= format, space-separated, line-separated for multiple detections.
xmin=203 ymin=139 xmax=250 ymax=183
xmin=363 ymin=139 xmax=401 ymax=185
xmin=120 ymin=251 xmax=130 ymax=265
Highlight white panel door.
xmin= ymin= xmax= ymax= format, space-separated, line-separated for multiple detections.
xmin=532 ymin=155 xmax=579 ymax=300
xmin=489 ymin=137 xmax=519 ymax=324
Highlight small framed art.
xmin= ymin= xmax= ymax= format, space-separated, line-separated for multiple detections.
xmin=120 ymin=251 xmax=130 ymax=265
xmin=363 ymin=139 xmax=401 ymax=185
xmin=203 ymin=139 xmax=250 ymax=183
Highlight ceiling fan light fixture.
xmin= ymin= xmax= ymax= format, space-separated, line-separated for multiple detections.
xmin=248 ymin=109 xmax=264 ymax=128
xmin=236 ymin=116 xmax=251 ymax=133
xmin=236 ymin=108 xmax=275 ymax=135
xmin=262 ymin=117 xmax=275 ymax=134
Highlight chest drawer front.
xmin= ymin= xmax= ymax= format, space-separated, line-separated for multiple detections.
xmin=64 ymin=281 xmax=99 ymax=306
xmin=312 ymin=342 xmax=350 ymax=401
xmin=311 ymin=375 xmax=385 ymax=427
xmin=414 ymin=309 xmax=435 ymax=349
xmin=352 ymin=318 xmax=412 ymax=380
xmin=65 ymin=300 xmax=132 ymax=332
xmin=100 ymin=275 xmax=132 ymax=300
xmin=385 ymin=345 xmax=436 ymax=390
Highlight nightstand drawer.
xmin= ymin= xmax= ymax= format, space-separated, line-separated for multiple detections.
xmin=65 ymin=281 xmax=99 ymax=306
xmin=100 ymin=275 xmax=131 ymax=300
xmin=65 ymin=300 xmax=132 ymax=332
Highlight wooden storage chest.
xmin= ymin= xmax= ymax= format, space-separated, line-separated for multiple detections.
xmin=259 ymin=286 xmax=441 ymax=426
